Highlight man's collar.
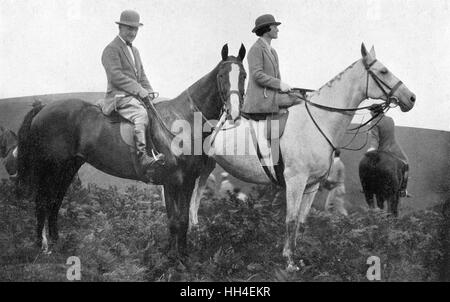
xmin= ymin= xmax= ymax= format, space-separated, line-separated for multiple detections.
xmin=117 ymin=35 xmax=128 ymax=46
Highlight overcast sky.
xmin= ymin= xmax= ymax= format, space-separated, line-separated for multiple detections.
xmin=0 ymin=0 xmax=449 ymax=131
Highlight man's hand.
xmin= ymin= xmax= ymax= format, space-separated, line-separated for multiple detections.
xmin=141 ymin=96 xmax=151 ymax=109
xmin=148 ymin=91 xmax=158 ymax=101
xmin=138 ymin=89 xmax=149 ymax=99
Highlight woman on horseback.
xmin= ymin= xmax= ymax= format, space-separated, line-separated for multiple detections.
xmin=241 ymin=14 xmax=301 ymax=117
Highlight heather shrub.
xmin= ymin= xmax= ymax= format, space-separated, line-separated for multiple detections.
xmin=0 ymin=180 xmax=447 ymax=281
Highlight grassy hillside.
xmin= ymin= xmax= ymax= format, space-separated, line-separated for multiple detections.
xmin=0 ymin=179 xmax=447 ymax=281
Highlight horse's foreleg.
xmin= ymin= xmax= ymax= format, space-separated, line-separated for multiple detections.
xmin=376 ymin=194 xmax=385 ymax=210
xmin=189 ymin=160 xmax=215 ymax=229
xmin=177 ymin=181 xmax=197 ymax=257
xmin=163 ymin=185 xmax=177 ymax=253
xmin=35 ymin=194 xmax=48 ymax=251
xmin=365 ymin=191 xmax=375 ymax=209
xmin=189 ymin=171 xmax=211 ymax=229
xmin=177 ymin=197 xmax=190 ymax=256
xmin=48 ymin=160 xmax=83 ymax=246
xmin=388 ymin=194 xmax=400 ymax=217
xmin=283 ymin=175 xmax=307 ymax=272
xmin=189 ymin=177 xmax=202 ymax=230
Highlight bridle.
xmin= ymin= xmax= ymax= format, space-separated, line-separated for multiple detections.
xmin=293 ymin=58 xmax=405 ymax=188
xmin=363 ymin=59 xmax=403 ymax=107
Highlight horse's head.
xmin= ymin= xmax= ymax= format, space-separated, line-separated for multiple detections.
xmin=217 ymin=43 xmax=247 ymax=120
xmin=361 ymin=43 xmax=416 ymax=112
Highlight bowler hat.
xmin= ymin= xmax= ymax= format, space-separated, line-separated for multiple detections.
xmin=252 ymin=14 xmax=281 ymax=33
xmin=116 ymin=10 xmax=143 ymax=27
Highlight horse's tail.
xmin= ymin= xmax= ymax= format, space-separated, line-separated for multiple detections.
xmin=16 ymin=102 xmax=45 ymax=197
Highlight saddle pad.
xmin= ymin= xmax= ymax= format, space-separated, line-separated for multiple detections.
xmin=120 ymin=122 xmax=136 ymax=149
xmin=240 ymin=109 xmax=289 ymax=140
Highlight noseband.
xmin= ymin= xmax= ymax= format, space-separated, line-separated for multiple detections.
xmin=363 ymin=59 xmax=403 ymax=106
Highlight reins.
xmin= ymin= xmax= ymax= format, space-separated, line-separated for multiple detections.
xmin=121 ymin=60 xmax=238 ymax=138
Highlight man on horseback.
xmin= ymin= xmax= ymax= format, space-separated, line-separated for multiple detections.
xmin=100 ymin=10 xmax=164 ymax=173
xmin=241 ymin=14 xmax=301 ymax=117
xmin=367 ymin=105 xmax=410 ymax=197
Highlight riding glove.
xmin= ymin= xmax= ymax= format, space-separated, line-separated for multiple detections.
xmin=280 ymin=82 xmax=292 ymax=92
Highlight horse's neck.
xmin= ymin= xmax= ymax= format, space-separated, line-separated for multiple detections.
xmin=186 ymin=68 xmax=221 ymax=121
xmin=159 ymin=66 xmax=221 ymax=127
xmin=308 ymin=60 xmax=366 ymax=145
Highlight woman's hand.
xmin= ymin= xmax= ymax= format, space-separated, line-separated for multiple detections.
xmin=280 ymin=82 xmax=292 ymax=92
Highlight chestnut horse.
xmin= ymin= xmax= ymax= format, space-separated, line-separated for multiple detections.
xmin=17 ymin=44 xmax=246 ymax=256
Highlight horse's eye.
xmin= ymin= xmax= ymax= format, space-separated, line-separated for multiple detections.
xmin=380 ymin=68 xmax=388 ymax=74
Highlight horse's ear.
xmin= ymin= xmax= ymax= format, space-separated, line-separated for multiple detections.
xmin=221 ymin=44 xmax=229 ymax=61
xmin=361 ymin=43 xmax=368 ymax=57
xmin=238 ymin=43 xmax=246 ymax=61
xmin=369 ymin=45 xmax=376 ymax=58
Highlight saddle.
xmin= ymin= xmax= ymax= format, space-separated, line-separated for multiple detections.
xmin=102 ymin=109 xmax=136 ymax=149
xmin=96 ymin=97 xmax=170 ymax=149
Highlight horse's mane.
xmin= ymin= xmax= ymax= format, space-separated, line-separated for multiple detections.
xmin=155 ymin=59 xmax=226 ymax=124
xmin=313 ymin=59 xmax=360 ymax=97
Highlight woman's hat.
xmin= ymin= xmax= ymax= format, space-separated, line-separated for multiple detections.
xmin=252 ymin=14 xmax=281 ymax=33
xmin=116 ymin=10 xmax=143 ymax=27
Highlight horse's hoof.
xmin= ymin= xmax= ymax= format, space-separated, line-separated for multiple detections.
xmin=41 ymin=246 xmax=52 ymax=255
xmin=286 ymin=263 xmax=300 ymax=273
xmin=188 ymin=223 xmax=199 ymax=232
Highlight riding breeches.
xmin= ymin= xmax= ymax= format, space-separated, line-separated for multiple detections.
xmin=116 ymin=98 xmax=149 ymax=155
xmin=116 ymin=97 xmax=149 ymax=127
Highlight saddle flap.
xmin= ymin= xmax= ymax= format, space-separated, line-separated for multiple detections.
xmin=120 ymin=122 xmax=136 ymax=149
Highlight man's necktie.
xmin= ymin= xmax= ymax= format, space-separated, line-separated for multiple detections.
xmin=125 ymin=41 xmax=137 ymax=72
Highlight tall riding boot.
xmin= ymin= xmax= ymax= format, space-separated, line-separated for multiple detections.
xmin=134 ymin=124 xmax=165 ymax=173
